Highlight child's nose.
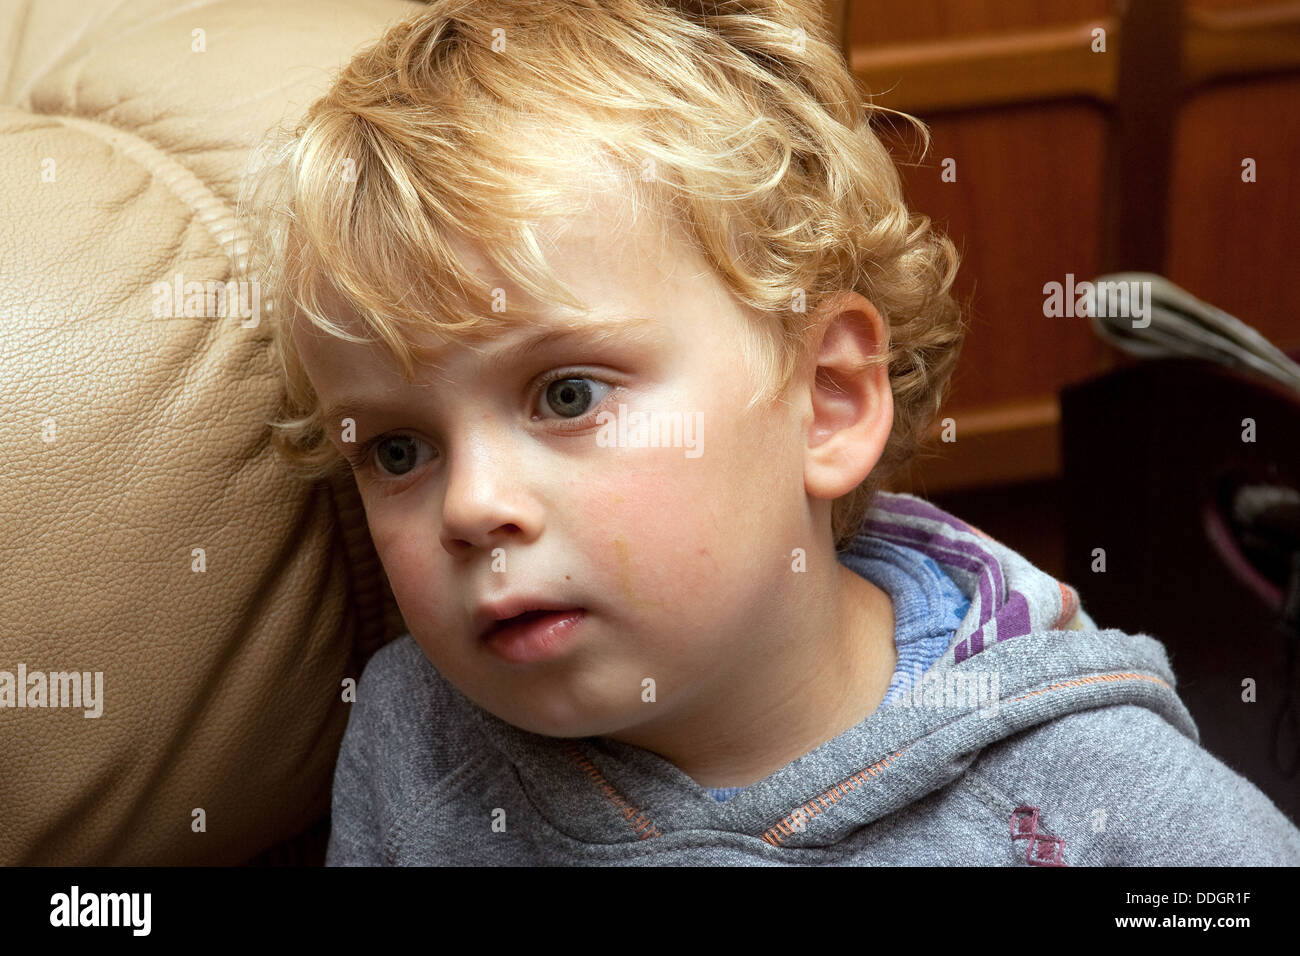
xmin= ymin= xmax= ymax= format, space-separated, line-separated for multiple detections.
xmin=437 ymin=432 xmax=545 ymax=557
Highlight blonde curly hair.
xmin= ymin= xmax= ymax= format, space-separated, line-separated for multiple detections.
xmin=237 ymin=0 xmax=966 ymax=551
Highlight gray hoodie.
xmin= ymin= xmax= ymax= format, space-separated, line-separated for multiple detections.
xmin=325 ymin=491 xmax=1300 ymax=865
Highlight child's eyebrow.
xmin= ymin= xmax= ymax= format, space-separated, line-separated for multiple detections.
xmin=479 ymin=313 xmax=664 ymax=366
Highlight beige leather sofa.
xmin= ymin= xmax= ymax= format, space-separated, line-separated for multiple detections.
xmin=1 ymin=0 xmax=420 ymax=864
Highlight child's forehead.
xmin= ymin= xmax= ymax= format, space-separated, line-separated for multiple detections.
xmin=285 ymin=137 xmax=737 ymax=386
xmin=296 ymin=277 xmax=666 ymax=376
xmin=295 ymin=200 xmax=696 ymax=356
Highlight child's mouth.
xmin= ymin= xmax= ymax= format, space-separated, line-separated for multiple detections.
xmin=478 ymin=607 xmax=586 ymax=664
xmin=483 ymin=608 xmax=563 ymax=636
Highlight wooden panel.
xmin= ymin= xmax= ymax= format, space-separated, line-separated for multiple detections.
xmin=841 ymin=2 xmax=1117 ymax=493
xmin=850 ymin=20 xmax=1117 ymax=114
xmin=1164 ymin=72 xmax=1300 ymax=352
xmin=1184 ymin=1 xmax=1300 ymax=87
xmin=840 ymin=0 xmax=1300 ymax=493
xmin=1099 ymin=0 xmax=1183 ymax=274
xmin=847 ymin=0 xmax=1112 ymax=46
xmin=886 ymin=396 xmax=1061 ymax=495
xmin=878 ymin=105 xmax=1116 ymax=411
xmin=824 ymin=0 xmax=849 ymax=60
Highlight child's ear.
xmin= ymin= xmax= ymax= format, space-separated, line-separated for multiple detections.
xmin=802 ymin=292 xmax=894 ymax=501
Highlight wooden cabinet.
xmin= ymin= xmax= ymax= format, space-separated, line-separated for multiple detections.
xmin=817 ymin=0 xmax=1300 ymax=496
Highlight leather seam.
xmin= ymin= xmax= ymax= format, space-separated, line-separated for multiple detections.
xmin=51 ymin=113 xmax=249 ymax=269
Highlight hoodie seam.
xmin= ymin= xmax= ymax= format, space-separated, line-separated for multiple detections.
xmin=383 ymin=749 xmax=497 ymax=863
xmin=759 ymin=748 xmax=909 ymax=847
xmin=562 ymin=741 xmax=666 ymax=840
xmin=962 ymin=765 xmax=1019 ymax=816
xmin=1007 ymin=671 xmax=1173 ymax=703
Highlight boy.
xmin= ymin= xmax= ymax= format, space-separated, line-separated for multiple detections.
xmin=240 ymin=0 xmax=1300 ymax=864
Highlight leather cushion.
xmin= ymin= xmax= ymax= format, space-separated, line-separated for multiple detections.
xmin=0 ymin=0 xmax=417 ymax=864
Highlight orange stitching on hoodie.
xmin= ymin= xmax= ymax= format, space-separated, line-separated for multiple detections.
xmin=1011 ymin=672 xmax=1171 ymax=702
xmin=563 ymin=742 xmax=664 ymax=840
xmin=757 ymin=674 xmax=1168 ymax=848
xmin=761 ymin=749 xmax=907 ymax=846
xmin=1052 ymin=582 xmax=1080 ymax=629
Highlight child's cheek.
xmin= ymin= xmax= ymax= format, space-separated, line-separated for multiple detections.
xmin=367 ymin=511 xmax=444 ymax=632
xmin=581 ymin=444 xmax=738 ymax=613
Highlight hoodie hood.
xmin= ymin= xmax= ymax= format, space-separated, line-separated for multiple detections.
xmin=458 ymin=491 xmax=1199 ymax=850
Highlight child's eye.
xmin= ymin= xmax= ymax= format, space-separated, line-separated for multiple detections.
xmin=535 ymin=375 xmax=613 ymax=420
xmin=352 ymin=434 xmax=435 ymax=479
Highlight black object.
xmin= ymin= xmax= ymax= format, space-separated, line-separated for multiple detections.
xmin=1206 ymin=476 xmax=1300 ymax=777
xmin=1061 ymin=356 xmax=1300 ymax=825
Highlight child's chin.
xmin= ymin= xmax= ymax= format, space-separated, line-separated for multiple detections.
xmin=499 ymin=703 xmax=628 ymax=741
xmin=511 ymin=714 xmax=613 ymax=740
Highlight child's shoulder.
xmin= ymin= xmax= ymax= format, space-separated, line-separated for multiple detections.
xmin=328 ymin=635 xmax=468 ymax=865
xmin=358 ymin=632 xmax=440 ymax=688
xmin=346 ymin=634 xmax=482 ymax=773
xmin=967 ymin=703 xmax=1300 ymax=865
xmin=355 ymin=632 xmax=464 ymax=707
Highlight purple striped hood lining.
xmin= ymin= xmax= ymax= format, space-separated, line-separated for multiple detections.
xmin=858 ymin=491 xmax=1089 ymax=664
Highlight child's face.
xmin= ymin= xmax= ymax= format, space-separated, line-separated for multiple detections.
xmin=295 ymin=194 xmax=822 ymax=739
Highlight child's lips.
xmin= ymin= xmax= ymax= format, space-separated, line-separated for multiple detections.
xmin=473 ymin=597 xmax=586 ymax=642
xmin=479 ymin=609 xmax=587 ymax=664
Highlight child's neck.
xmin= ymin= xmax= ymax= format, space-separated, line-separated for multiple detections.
xmin=605 ymin=561 xmax=897 ymax=790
